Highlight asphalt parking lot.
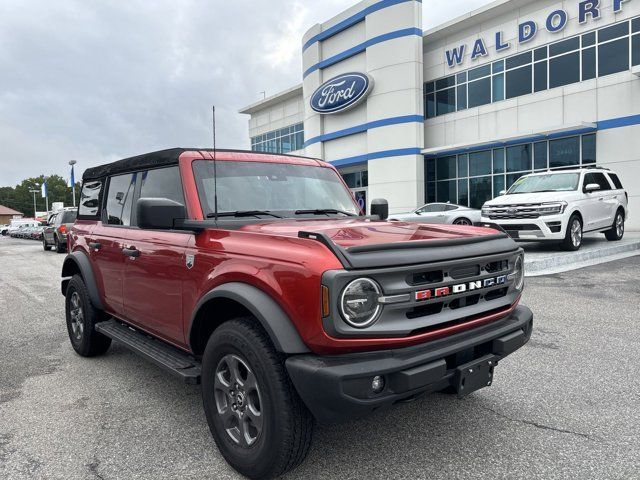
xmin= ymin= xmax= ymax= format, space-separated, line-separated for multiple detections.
xmin=1 ymin=236 xmax=639 ymax=479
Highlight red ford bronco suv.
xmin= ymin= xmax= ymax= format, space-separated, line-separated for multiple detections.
xmin=61 ymin=149 xmax=532 ymax=479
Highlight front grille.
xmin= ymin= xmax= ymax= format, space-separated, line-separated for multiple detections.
xmin=485 ymin=204 xmax=542 ymax=220
xmin=485 ymin=259 xmax=509 ymax=273
xmin=449 ymin=264 xmax=480 ymax=279
xmin=322 ymin=250 xmax=520 ymax=339
xmin=408 ymin=270 xmax=444 ymax=286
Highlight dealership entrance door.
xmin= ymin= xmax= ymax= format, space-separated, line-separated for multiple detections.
xmin=339 ymin=167 xmax=368 ymax=215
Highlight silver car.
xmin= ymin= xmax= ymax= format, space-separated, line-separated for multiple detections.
xmin=388 ymin=203 xmax=481 ymax=225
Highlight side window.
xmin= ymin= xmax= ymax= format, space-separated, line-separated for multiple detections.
xmin=430 ymin=204 xmax=447 ymax=212
xmin=62 ymin=211 xmax=77 ymax=224
xmin=140 ymin=166 xmax=185 ymax=205
xmin=607 ymin=173 xmax=624 ymax=190
xmin=584 ymin=172 xmax=611 ymax=192
xmin=79 ymin=181 xmax=102 ymax=217
xmin=445 ymin=204 xmax=459 ymax=211
xmin=105 ymin=173 xmax=136 ymax=226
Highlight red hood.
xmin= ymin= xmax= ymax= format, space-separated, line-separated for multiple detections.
xmin=238 ymin=219 xmax=499 ymax=249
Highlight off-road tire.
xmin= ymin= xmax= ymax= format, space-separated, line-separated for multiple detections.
xmin=604 ymin=209 xmax=625 ymax=241
xmin=561 ymin=214 xmax=582 ymax=251
xmin=202 ymin=318 xmax=313 ymax=480
xmin=65 ymin=275 xmax=111 ymax=357
xmin=43 ymin=238 xmax=51 ymax=251
xmin=55 ymin=236 xmax=66 ymax=253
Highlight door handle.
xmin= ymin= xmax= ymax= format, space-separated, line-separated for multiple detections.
xmin=88 ymin=242 xmax=101 ymax=250
xmin=122 ymin=247 xmax=140 ymax=258
xmin=598 ymin=197 xmax=604 ymax=201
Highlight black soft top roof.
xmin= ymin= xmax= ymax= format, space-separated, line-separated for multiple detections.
xmin=82 ymin=148 xmax=186 ymax=181
xmin=82 ymin=148 xmax=318 ymax=181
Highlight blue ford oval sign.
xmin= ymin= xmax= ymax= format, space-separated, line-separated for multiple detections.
xmin=310 ymin=72 xmax=373 ymax=114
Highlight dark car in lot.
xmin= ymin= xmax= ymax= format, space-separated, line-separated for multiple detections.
xmin=61 ymin=148 xmax=532 ymax=479
xmin=44 ymin=209 xmax=77 ymax=252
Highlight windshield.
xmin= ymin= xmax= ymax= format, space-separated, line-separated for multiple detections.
xmin=508 ymin=173 xmax=580 ymax=194
xmin=193 ymin=160 xmax=359 ymax=217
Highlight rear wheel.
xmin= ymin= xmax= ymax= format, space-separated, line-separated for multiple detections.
xmin=65 ymin=275 xmax=111 ymax=357
xmin=604 ymin=210 xmax=625 ymax=241
xmin=202 ymin=318 xmax=313 ymax=479
xmin=453 ymin=217 xmax=472 ymax=226
xmin=55 ymin=236 xmax=65 ymax=253
xmin=561 ymin=214 xmax=583 ymax=251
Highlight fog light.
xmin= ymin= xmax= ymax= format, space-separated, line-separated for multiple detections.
xmin=371 ymin=375 xmax=385 ymax=393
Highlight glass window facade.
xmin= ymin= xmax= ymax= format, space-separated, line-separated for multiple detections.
xmin=251 ymin=123 xmax=304 ymax=154
xmin=425 ymin=18 xmax=640 ymax=118
xmin=424 ymin=134 xmax=596 ymax=208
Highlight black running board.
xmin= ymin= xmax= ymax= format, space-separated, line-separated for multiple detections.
xmin=95 ymin=319 xmax=202 ymax=384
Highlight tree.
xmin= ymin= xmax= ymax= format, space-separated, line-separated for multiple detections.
xmin=0 ymin=175 xmax=81 ymax=217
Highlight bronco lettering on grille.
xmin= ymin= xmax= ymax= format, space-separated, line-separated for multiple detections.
xmin=415 ymin=275 xmax=507 ymax=302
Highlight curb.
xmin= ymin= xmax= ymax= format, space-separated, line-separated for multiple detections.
xmin=525 ymin=239 xmax=640 ymax=276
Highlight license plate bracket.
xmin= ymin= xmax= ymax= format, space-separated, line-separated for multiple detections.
xmin=454 ymin=355 xmax=498 ymax=396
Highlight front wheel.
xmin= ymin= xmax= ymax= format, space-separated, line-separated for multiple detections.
xmin=561 ymin=214 xmax=583 ymax=251
xmin=43 ymin=238 xmax=51 ymax=251
xmin=202 ymin=318 xmax=313 ymax=479
xmin=604 ymin=210 xmax=625 ymax=241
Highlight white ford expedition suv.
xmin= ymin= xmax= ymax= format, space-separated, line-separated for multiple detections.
xmin=481 ymin=168 xmax=628 ymax=251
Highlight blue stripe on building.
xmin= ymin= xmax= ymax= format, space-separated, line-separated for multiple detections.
xmin=302 ymin=0 xmax=422 ymax=52
xmin=304 ymin=115 xmax=424 ymax=147
xmin=330 ymin=147 xmax=422 ymax=167
xmin=303 ymin=28 xmax=422 ymax=78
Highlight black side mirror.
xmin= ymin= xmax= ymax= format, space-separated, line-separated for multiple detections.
xmin=137 ymin=198 xmax=186 ymax=230
xmin=371 ymin=198 xmax=389 ymax=221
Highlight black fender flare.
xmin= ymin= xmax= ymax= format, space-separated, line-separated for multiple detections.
xmin=61 ymin=251 xmax=104 ymax=310
xmin=190 ymin=282 xmax=310 ymax=354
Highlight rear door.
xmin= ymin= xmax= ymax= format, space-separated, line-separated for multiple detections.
xmin=90 ymin=172 xmax=138 ymax=317
xmin=418 ymin=204 xmax=448 ymax=223
xmin=122 ymin=166 xmax=190 ymax=345
xmin=44 ymin=214 xmax=57 ymax=244
xmin=583 ymin=172 xmax=614 ymax=230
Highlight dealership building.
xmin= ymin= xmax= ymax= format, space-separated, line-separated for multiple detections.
xmin=240 ymin=0 xmax=640 ymax=229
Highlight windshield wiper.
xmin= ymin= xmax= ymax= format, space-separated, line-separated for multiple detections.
xmin=294 ymin=209 xmax=357 ymax=217
xmin=208 ymin=210 xmax=283 ymax=219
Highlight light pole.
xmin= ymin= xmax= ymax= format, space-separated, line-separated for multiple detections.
xmin=29 ymin=187 xmax=39 ymax=218
xmin=69 ymin=160 xmax=77 ymax=207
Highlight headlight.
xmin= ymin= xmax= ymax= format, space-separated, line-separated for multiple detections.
xmin=339 ymin=278 xmax=382 ymax=328
xmin=513 ymin=254 xmax=524 ymax=291
xmin=538 ymin=202 xmax=567 ymax=216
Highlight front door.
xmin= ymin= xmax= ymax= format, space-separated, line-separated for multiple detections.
xmin=122 ymin=166 xmax=190 ymax=346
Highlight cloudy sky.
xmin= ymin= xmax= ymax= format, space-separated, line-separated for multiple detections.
xmin=0 ymin=0 xmax=493 ymax=186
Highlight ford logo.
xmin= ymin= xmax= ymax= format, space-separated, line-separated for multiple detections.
xmin=310 ymin=72 xmax=373 ymax=114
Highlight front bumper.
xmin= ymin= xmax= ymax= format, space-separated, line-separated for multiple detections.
xmin=481 ymin=214 xmax=567 ymax=241
xmin=286 ymin=305 xmax=533 ymax=423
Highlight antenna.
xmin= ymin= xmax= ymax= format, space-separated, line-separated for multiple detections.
xmin=212 ymin=105 xmax=218 ymax=222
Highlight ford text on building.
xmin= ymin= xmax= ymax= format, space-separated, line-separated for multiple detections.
xmin=239 ymin=0 xmax=640 ymax=230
